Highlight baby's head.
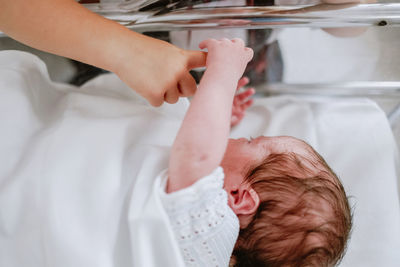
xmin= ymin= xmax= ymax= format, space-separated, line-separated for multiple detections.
xmin=221 ymin=136 xmax=352 ymax=267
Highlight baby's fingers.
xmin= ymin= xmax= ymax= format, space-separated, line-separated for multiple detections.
xmin=199 ymin=38 xmax=217 ymax=50
xmin=236 ymin=77 xmax=250 ymax=91
xmin=231 ymin=112 xmax=245 ymax=127
xmin=236 ymin=88 xmax=255 ymax=103
xmin=232 ymin=38 xmax=245 ymax=47
xmin=245 ymin=47 xmax=254 ymax=62
xmin=241 ymin=98 xmax=254 ymax=110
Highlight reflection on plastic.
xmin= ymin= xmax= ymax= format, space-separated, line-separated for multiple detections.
xmin=81 ymin=1 xmax=400 ymax=31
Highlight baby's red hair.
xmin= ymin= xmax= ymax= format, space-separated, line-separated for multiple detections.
xmin=231 ymin=146 xmax=352 ymax=267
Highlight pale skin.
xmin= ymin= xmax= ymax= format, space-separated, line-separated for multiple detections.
xmin=221 ymin=136 xmax=317 ymax=227
xmin=0 ymin=0 xmax=206 ymax=106
xmin=231 ymin=77 xmax=255 ymax=127
xmin=167 ymin=39 xmax=324 ymax=228
xmin=167 ymin=38 xmax=259 ymax=227
xmin=168 ymin=38 xmax=254 ymax=193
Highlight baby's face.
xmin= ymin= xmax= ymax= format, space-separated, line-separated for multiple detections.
xmin=221 ymin=136 xmax=312 ymax=192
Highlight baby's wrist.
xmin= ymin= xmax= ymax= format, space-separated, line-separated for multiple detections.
xmin=206 ymin=63 xmax=242 ymax=80
xmin=201 ymin=67 xmax=240 ymax=95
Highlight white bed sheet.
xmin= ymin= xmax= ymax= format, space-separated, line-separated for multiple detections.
xmin=0 ymin=51 xmax=399 ymax=266
xmin=0 ymin=51 xmax=188 ymax=267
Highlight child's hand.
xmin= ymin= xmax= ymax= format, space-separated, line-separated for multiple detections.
xmin=231 ymin=77 xmax=255 ymax=127
xmin=0 ymin=0 xmax=206 ymax=107
xmin=116 ymin=36 xmax=207 ymax=106
xmin=199 ymin=38 xmax=253 ymax=79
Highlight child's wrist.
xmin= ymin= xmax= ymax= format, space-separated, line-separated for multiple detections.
xmin=106 ymin=30 xmax=142 ymax=75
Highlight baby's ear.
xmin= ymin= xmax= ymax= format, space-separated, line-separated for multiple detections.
xmin=228 ymin=185 xmax=260 ymax=216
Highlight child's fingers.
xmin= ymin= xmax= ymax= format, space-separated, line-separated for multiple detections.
xmin=186 ymin=50 xmax=207 ymax=70
xmin=145 ymin=89 xmax=165 ymax=107
xmin=164 ymin=87 xmax=179 ymax=104
xmin=178 ymin=73 xmax=197 ymax=97
xmin=148 ymin=97 xmax=163 ymax=107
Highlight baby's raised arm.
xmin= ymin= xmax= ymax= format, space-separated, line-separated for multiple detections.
xmin=167 ymin=39 xmax=253 ymax=193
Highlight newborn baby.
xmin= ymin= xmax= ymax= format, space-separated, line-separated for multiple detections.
xmin=225 ymin=136 xmax=352 ymax=266
xmin=0 ymin=40 xmax=351 ymax=267
xmin=163 ymin=38 xmax=352 ymax=266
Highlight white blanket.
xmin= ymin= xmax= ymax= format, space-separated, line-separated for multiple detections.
xmin=0 ymin=51 xmax=187 ymax=267
xmin=0 ymin=51 xmax=399 ymax=267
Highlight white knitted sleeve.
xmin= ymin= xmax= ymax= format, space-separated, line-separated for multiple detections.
xmin=158 ymin=167 xmax=240 ymax=267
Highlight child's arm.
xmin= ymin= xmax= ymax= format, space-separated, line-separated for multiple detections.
xmin=167 ymin=38 xmax=253 ymax=193
xmin=0 ymin=0 xmax=206 ymax=106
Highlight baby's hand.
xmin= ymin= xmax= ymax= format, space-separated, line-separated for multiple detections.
xmin=231 ymin=77 xmax=255 ymax=127
xmin=199 ymin=38 xmax=253 ymax=79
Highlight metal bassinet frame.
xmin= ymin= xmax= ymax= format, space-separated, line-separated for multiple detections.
xmin=83 ymin=1 xmax=400 ymax=126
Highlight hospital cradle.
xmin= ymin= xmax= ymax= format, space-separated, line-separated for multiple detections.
xmin=0 ymin=2 xmax=399 ymax=267
xmin=83 ymin=0 xmax=400 ymax=128
xmin=79 ymin=5 xmax=400 ymax=265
